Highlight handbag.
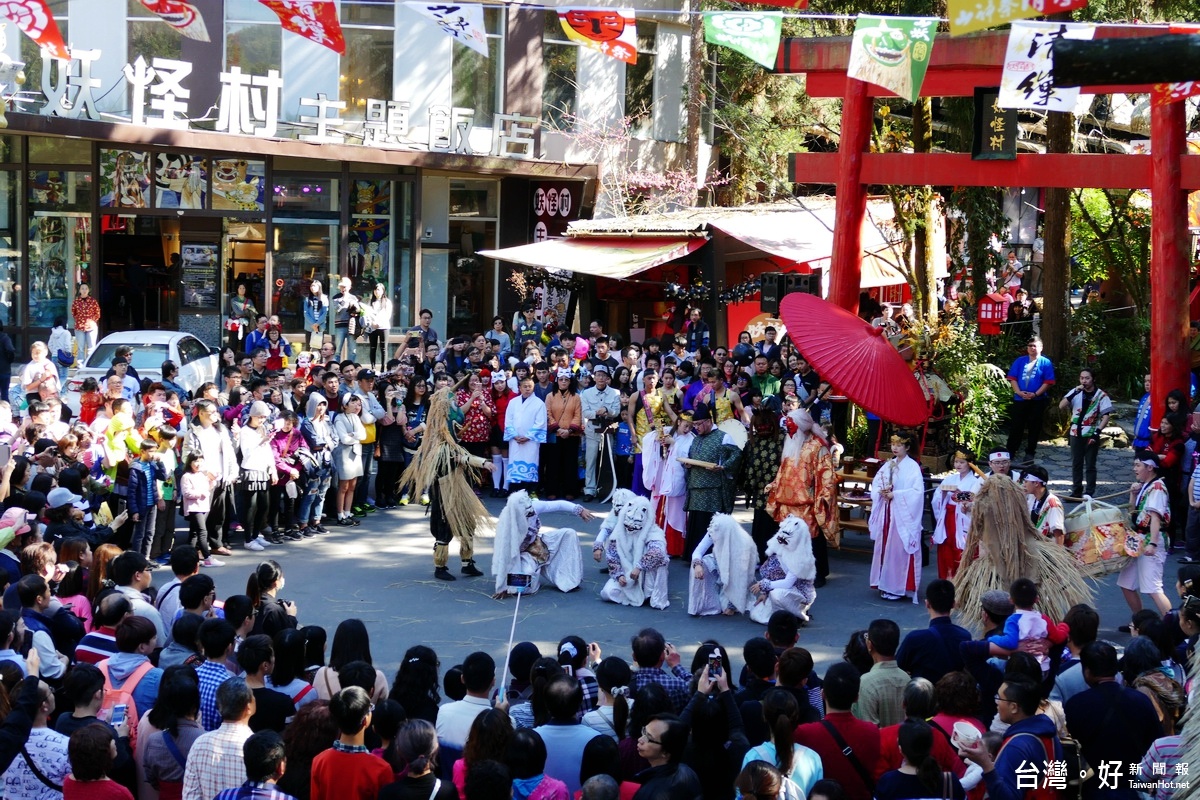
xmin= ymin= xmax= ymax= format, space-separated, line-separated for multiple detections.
xmin=56 ymin=349 xmax=73 ymax=367
xmin=308 ymin=330 xmax=324 ymax=350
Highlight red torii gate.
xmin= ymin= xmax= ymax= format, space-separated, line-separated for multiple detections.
xmin=777 ymin=25 xmax=1200 ymax=416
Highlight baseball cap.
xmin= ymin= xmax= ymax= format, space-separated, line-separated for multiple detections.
xmin=47 ymin=487 xmax=82 ymax=510
xmin=358 ymin=369 xmax=377 ymax=381
xmin=592 ymin=364 xmax=610 ymax=375
xmin=0 ymin=507 xmax=33 ymax=537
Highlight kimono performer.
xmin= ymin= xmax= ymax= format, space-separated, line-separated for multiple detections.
xmin=869 ymin=433 xmax=924 ymax=603
xmin=644 ymin=414 xmax=693 ymax=556
xmin=749 ymin=515 xmax=817 ymax=624
xmin=763 ymin=408 xmax=839 ymax=585
xmin=592 ymin=488 xmax=634 ymax=565
xmin=504 ymin=377 xmax=547 ymax=491
xmin=931 ymin=449 xmax=984 ymax=579
xmin=1023 ymin=464 xmax=1065 ymax=544
xmin=399 ymin=386 xmax=496 ymax=581
xmin=492 ymin=490 xmax=593 ymax=597
xmin=1119 ymin=449 xmax=1174 ymax=616
xmin=683 ymin=402 xmax=744 ymax=557
xmin=688 ymin=513 xmax=757 ymax=616
xmin=600 ymin=495 xmax=670 ymax=609
xmin=745 ymin=399 xmax=786 ymax=562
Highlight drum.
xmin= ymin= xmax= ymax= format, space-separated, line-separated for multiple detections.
xmin=717 ymin=419 xmax=749 ymax=450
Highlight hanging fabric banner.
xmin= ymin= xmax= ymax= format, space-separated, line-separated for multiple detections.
xmin=557 ymin=8 xmax=638 ymax=64
xmin=846 ymin=15 xmax=935 ymax=103
xmin=138 ymin=0 xmax=210 ymax=42
xmin=0 ymin=0 xmax=69 ymax=61
xmin=951 ymin=0 xmax=1088 ymax=36
xmin=258 ymin=0 xmax=345 ymax=55
xmin=738 ymin=0 xmax=808 ymax=8
xmin=703 ymin=11 xmax=783 ymax=69
xmin=999 ymin=21 xmax=1095 ymax=112
xmin=1028 ymin=0 xmax=1089 ymax=13
xmin=404 ymin=3 xmax=489 ymax=57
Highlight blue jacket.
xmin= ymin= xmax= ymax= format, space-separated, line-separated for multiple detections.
xmin=983 ymin=713 xmax=1062 ymax=800
xmin=127 ymin=459 xmax=165 ymax=516
xmin=896 ymin=616 xmax=972 ymax=683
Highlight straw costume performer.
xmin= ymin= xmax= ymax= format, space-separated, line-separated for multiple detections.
xmin=399 ymin=385 xmax=495 ymax=582
xmin=953 ymin=475 xmax=1092 ymax=630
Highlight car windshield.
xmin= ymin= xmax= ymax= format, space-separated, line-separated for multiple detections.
xmin=87 ymin=343 xmax=169 ymax=371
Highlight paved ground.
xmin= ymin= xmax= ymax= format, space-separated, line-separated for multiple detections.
xmin=151 ymin=435 xmax=1149 ymax=686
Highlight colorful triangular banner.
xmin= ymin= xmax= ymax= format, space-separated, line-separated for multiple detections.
xmin=0 ymin=0 xmax=69 ymax=61
xmin=258 ymin=0 xmax=345 ymax=55
xmin=703 ymin=12 xmax=783 ymax=69
xmin=558 ymin=8 xmax=638 ymax=64
xmin=138 ymin=0 xmax=210 ymax=42
xmin=847 ymin=15 xmax=936 ymax=103
xmin=405 ymin=3 xmax=489 ymax=57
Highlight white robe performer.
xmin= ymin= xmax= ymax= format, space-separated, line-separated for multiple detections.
xmin=931 ymin=453 xmax=984 ymax=580
xmin=648 ymin=418 xmax=693 ymax=557
xmin=688 ymin=514 xmax=757 ymax=616
xmin=749 ymin=515 xmax=818 ymax=625
xmin=592 ymin=488 xmax=635 ymax=563
xmin=492 ymin=490 xmax=588 ymax=596
xmin=600 ymin=495 xmax=671 ymax=609
xmin=504 ymin=392 xmax=547 ymax=486
xmin=869 ymin=434 xmax=924 ymax=603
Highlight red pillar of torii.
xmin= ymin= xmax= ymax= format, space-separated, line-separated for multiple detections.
xmin=779 ymin=26 xmax=1200 ymax=416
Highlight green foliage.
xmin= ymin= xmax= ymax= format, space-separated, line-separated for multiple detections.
xmin=1064 ymin=301 xmax=1150 ymax=400
xmin=919 ymin=315 xmax=1013 ymax=455
xmin=1069 ymin=189 xmax=1151 ymax=316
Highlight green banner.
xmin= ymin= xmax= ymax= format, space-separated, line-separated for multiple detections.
xmin=847 ymin=15 xmax=936 ymax=103
xmin=703 ymin=12 xmax=783 ymax=69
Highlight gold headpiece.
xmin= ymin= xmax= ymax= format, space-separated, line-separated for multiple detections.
xmin=890 ymin=434 xmax=907 ymax=446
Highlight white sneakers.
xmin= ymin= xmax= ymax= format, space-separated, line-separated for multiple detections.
xmin=246 ymin=539 xmax=266 ymax=552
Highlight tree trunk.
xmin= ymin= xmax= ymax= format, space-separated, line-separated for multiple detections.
xmin=684 ymin=4 xmax=704 ymax=207
xmin=912 ymin=97 xmax=936 ymax=321
xmin=1042 ymin=109 xmax=1073 ymax=364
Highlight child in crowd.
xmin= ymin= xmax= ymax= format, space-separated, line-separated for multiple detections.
xmin=78 ymin=378 xmax=104 ymax=426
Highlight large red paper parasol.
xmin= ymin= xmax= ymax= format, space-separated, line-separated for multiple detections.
xmin=779 ymin=292 xmax=929 ymax=426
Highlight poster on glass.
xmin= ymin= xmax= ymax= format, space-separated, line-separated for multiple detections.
xmin=181 ymin=243 xmax=220 ymax=309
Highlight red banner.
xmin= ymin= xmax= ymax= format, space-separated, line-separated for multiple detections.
xmin=1027 ymin=0 xmax=1088 ymax=13
xmin=138 ymin=0 xmax=210 ymax=41
xmin=0 ymin=0 xmax=69 ymax=61
xmin=259 ymin=0 xmax=345 ymax=55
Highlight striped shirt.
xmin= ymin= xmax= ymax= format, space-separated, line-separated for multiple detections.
xmin=74 ymin=628 xmax=119 ymax=665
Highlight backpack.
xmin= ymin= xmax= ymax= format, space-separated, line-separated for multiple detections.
xmin=48 ymin=605 xmax=86 ymax=657
xmin=98 ymin=658 xmax=155 ymax=752
xmin=1001 ymin=732 xmax=1061 ymax=800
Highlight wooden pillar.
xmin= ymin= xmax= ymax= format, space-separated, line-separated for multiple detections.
xmin=829 ymin=78 xmax=872 ymax=314
xmin=1150 ymin=100 xmax=1190 ymax=418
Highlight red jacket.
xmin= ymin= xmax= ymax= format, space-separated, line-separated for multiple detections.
xmin=795 ymin=711 xmax=881 ymax=800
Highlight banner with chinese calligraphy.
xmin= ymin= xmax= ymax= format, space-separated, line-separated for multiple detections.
xmin=972 ymin=87 xmax=1017 ymax=160
xmin=138 ymin=0 xmax=210 ymax=41
xmin=258 ymin=0 xmax=345 ymax=55
xmin=703 ymin=12 xmax=782 ymax=69
xmin=999 ymin=21 xmax=1095 ymax=112
xmin=557 ymin=8 xmax=638 ymax=65
xmin=950 ymin=0 xmax=1087 ymax=36
xmin=405 ymin=3 xmax=489 ymax=57
xmin=0 ymin=0 xmax=69 ymax=61
xmin=846 ymin=16 xmax=935 ymax=103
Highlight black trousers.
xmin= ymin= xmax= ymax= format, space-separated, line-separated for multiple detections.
xmin=685 ymin=511 xmax=714 ymax=562
xmin=1006 ymin=397 xmax=1049 ymax=459
xmin=207 ymin=483 xmax=233 ymax=550
xmin=543 ymin=437 xmax=581 ymax=498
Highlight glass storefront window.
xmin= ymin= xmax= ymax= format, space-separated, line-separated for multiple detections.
xmin=0 ymin=172 xmax=20 ymax=329
xmin=99 ymin=150 xmax=152 ymax=209
xmin=28 ymin=137 xmax=91 ymax=166
xmin=272 ymin=221 xmax=337 ymax=334
xmin=155 ymin=153 xmax=209 ymax=209
xmin=29 ymin=214 xmax=89 ymax=328
xmin=28 ymin=170 xmax=92 ymax=213
xmin=449 ymin=179 xmax=498 ymax=218
xmin=341 ymin=2 xmax=394 ymax=121
xmin=212 ymin=158 xmax=266 ymax=212
xmin=350 ymin=178 xmax=391 ymax=318
xmin=542 ymin=13 xmax=578 ymax=130
xmin=273 ymin=176 xmax=339 ymax=217
xmin=451 ymin=8 xmax=503 ymax=127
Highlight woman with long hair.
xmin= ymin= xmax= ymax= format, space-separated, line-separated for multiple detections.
xmin=247 ymin=559 xmax=298 ymax=638
xmin=86 ymin=543 xmax=123 ymax=602
xmin=391 ymin=644 xmax=440 ymax=724
xmin=876 ymin=720 xmax=965 ymax=800
xmin=506 ymin=729 xmax=568 ymax=800
xmin=1151 ymin=413 xmax=1187 ymax=545
xmin=227 ymin=282 xmax=256 ymax=346
xmin=456 ymin=372 xmax=496 ymax=492
xmin=380 ymin=719 xmax=458 ymax=800
xmin=583 ymin=657 xmax=631 ymax=740
xmin=312 ymin=618 xmax=389 ymax=701
xmin=277 ymin=700 xmax=339 ymax=800
xmin=264 ymin=324 xmax=292 ymax=371
xmin=366 ymin=283 xmax=393 ymax=372
xmin=303 ymin=279 xmax=329 ymax=347
xmin=509 ymin=657 xmax=562 ymax=730
xmin=741 ymin=689 xmax=822 ymax=797
xmin=140 ymin=665 xmax=203 ymax=800
xmin=543 ymin=370 xmax=582 ymax=500
xmin=267 ymin=628 xmax=318 ymax=710
xmin=612 ymin=366 xmax=634 ymax=402
xmin=397 ymin=377 xmax=430 ymax=506
xmin=453 ymin=707 xmax=514 ymax=797
xmin=55 ymin=561 xmax=92 ymax=632
xmin=332 ymin=393 xmax=368 ymax=526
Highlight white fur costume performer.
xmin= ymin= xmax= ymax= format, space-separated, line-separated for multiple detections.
xmin=688 ymin=514 xmax=757 ymax=616
xmin=600 ymin=495 xmax=671 ymax=609
xmin=592 ymin=488 xmax=635 ymax=562
xmin=749 ymin=515 xmax=818 ymax=625
xmin=492 ymin=490 xmax=587 ymax=596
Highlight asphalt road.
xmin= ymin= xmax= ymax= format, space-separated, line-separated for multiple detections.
xmin=151 ymin=471 xmax=1140 ymax=686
